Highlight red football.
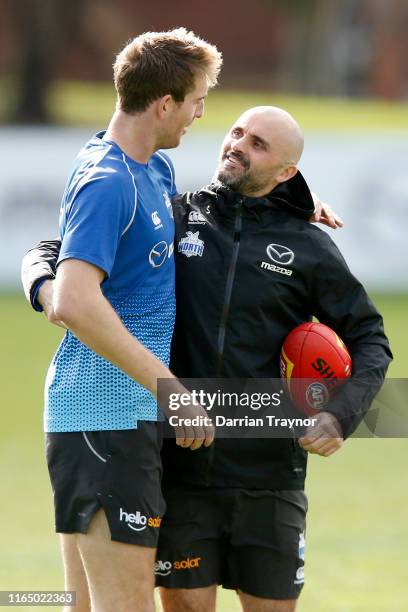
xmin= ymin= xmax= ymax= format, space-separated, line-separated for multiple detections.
xmin=280 ymin=322 xmax=352 ymax=415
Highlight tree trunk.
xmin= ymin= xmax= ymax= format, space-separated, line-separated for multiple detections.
xmin=8 ymin=0 xmax=84 ymax=124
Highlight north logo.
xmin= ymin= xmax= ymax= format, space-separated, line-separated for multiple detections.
xmin=178 ymin=231 xmax=205 ymax=258
xmin=266 ymin=243 xmax=295 ymax=266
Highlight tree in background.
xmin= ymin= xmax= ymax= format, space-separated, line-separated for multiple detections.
xmin=4 ymin=0 xmax=124 ymax=123
xmin=273 ymin=0 xmax=408 ymax=98
xmin=1 ymin=0 xmax=407 ymax=124
xmin=5 ymin=0 xmax=84 ymax=123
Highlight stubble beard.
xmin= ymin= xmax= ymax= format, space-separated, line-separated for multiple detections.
xmin=216 ymin=166 xmax=266 ymax=197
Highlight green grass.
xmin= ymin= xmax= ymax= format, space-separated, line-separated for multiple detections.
xmin=2 ymin=79 xmax=408 ymax=131
xmin=0 ymin=293 xmax=406 ymax=611
xmin=368 ymin=294 xmax=407 ymax=378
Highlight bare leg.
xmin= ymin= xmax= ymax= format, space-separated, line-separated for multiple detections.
xmin=160 ymin=585 xmax=217 ymax=612
xmin=239 ymin=590 xmax=298 ymax=612
xmin=59 ymin=534 xmax=90 ymax=612
xmin=77 ymin=509 xmax=156 ymax=612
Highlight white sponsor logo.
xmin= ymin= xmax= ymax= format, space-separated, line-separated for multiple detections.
xmin=266 ymin=243 xmax=295 ymax=266
xmin=205 ymin=205 xmax=211 ymax=214
xmin=260 ymin=261 xmax=293 ymax=276
xmin=151 ymin=211 xmax=163 ymax=230
xmin=306 ymin=382 xmax=329 ymax=411
xmin=155 ymin=560 xmax=172 ymax=576
xmin=299 ymin=531 xmax=305 ymax=561
xmin=119 ymin=507 xmax=147 ymax=531
xmin=294 ymin=565 xmax=305 ymax=585
xmin=163 ymin=191 xmax=173 ymax=218
xmin=178 ymin=231 xmax=205 ymax=258
xmin=149 ymin=241 xmax=173 ymax=268
xmin=188 ymin=210 xmax=207 ymax=225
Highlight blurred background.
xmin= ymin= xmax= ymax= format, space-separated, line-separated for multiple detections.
xmin=0 ymin=1 xmax=407 ymax=610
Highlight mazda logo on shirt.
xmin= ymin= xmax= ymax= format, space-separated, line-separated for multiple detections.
xmin=266 ymin=244 xmax=295 ymax=266
xmin=149 ymin=241 xmax=169 ymax=268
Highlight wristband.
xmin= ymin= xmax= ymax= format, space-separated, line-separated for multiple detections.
xmin=31 ymin=277 xmax=51 ymax=312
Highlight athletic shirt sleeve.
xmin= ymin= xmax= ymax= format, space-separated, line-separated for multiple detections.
xmin=58 ymin=174 xmax=134 ymax=278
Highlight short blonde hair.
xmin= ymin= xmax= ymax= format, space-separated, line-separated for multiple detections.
xmin=113 ymin=27 xmax=222 ymax=113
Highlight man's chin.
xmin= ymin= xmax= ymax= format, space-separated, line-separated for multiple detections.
xmin=160 ymin=134 xmax=182 ymax=150
xmin=216 ymin=170 xmax=242 ymax=189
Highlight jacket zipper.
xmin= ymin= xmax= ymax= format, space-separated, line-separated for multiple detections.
xmin=206 ymin=202 xmax=243 ymax=486
xmin=215 ymin=203 xmax=243 ymax=376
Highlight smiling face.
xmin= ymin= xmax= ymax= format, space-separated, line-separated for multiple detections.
xmin=216 ymin=106 xmax=304 ymax=197
xmin=159 ymin=72 xmax=209 ymax=148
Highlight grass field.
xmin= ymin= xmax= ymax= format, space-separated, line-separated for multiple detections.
xmin=0 ymin=292 xmax=407 ymax=611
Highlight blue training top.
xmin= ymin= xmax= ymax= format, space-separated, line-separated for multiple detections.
xmin=44 ymin=132 xmax=177 ymax=432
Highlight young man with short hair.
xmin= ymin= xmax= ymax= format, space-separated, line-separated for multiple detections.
xmin=24 ymin=28 xmax=222 ymax=612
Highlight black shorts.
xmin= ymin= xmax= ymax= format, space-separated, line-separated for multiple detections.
xmin=46 ymin=422 xmax=165 ymax=547
xmin=155 ymin=486 xmax=307 ymax=600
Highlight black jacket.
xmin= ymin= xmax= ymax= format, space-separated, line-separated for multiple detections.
xmin=22 ymin=172 xmax=392 ymax=490
xmin=163 ymin=173 xmax=392 ymax=490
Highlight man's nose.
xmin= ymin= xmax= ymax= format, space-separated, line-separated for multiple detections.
xmin=230 ymin=136 xmax=246 ymax=153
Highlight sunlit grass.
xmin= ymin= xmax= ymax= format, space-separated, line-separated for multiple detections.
xmin=0 ymin=293 xmax=406 ymax=611
xmin=1 ymin=79 xmax=408 ymax=132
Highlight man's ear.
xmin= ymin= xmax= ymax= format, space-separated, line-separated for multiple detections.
xmin=276 ymin=165 xmax=298 ymax=184
xmin=156 ymin=94 xmax=174 ymax=119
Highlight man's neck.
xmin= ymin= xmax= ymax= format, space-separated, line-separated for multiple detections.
xmin=104 ymin=109 xmax=158 ymax=164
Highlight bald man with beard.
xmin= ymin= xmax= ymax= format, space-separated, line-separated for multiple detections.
xmin=218 ymin=106 xmax=305 ymax=196
xmin=22 ymin=107 xmax=391 ymax=611
xmin=156 ymin=107 xmax=390 ymax=611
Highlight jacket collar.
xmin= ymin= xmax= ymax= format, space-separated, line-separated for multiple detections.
xmin=205 ymin=170 xmax=314 ymax=221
